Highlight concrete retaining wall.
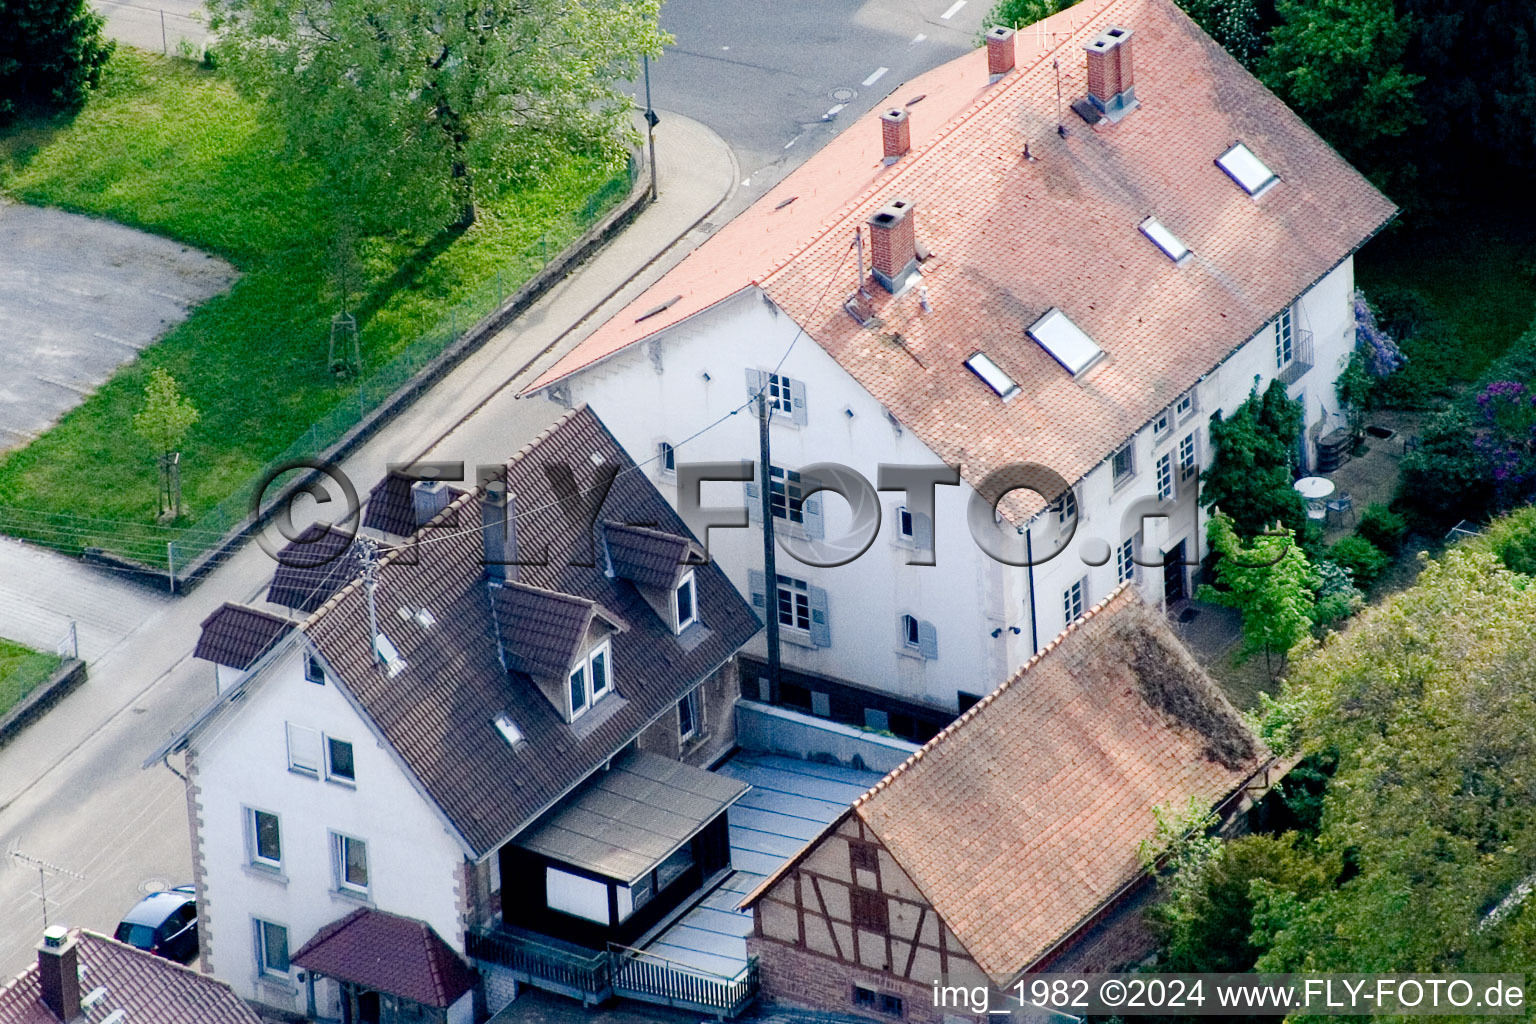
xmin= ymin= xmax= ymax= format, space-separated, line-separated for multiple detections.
xmin=734 ymin=700 xmax=919 ymax=775
xmin=0 ymin=659 xmax=87 ymax=750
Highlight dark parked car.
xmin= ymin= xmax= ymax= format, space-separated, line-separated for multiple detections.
xmin=114 ymin=885 xmax=198 ymax=963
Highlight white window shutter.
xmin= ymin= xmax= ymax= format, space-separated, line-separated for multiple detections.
xmin=914 ymin=511 xmax=934 ymax=551
xmin=745 ymin=368 xmax=767 ymax=401
xmin=808 ymin=586 xmax=831 ymax=647
xmin=802 ymin=494 xmax=824 ymax=539
xmin=918 ymin=620 xmax=939 ymax=660
xmin=790 ymin=378 xmax=809 ymax=426
xmin=286 ymin=723 xmax=320 ymax=775
xmin=745 ymin=474 xmax=762 ymax=523
xmin=747 ymin=569 xmax=767 ymax=613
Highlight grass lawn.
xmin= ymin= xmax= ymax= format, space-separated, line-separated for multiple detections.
xmin=0 ymin=638 xmax=64 ymax=719
xmin=0 ymin=50 xmax=628 ymax=565
xmin=1356 ymin=213 xmax=1536 ymax=406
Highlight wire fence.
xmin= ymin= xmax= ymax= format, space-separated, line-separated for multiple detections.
xmin=0 ymin=161 xmax=635 ymax=586
xmin=0 ymin=625 xmax=76 ymax=720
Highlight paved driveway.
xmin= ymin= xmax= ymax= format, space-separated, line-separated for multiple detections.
xmin=0 ymin=202 xmax=234 ymax=452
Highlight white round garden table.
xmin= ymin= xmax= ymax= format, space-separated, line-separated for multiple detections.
xmin=1293 ymin=476 xmax=1335 ymax=500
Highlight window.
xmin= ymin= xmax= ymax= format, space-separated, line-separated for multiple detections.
xmin=1179 ymin=432 xmax=1198 ymax=478
xmin=655 ymin=842 xmax=695 ymax=890
xmin=325 ymin=737 xmax=355 ymax=784
xmin=964 ymin=351 xmax=1020 ymax=399
xmin=879 ymin=994 xmax=905 ymax=1017
xmin=1175 ymin=389 xmax=1197 ymax=422
xmin=850 ymin=888 xmax=889 ymax=931
xmin=254 ymin=919 xmax=289 ymax=977
xmin=1157 ymin=452 xmax=1175 ymax=501
xmin=1152 ymin=407 xmax=1171 ymax=439
xmin=332 ymin=833 xmax=369 ymax=894
xmin=1051 ymin=488 xmax=1077 ymax=526
xmin=678 ymin=687 xmax=701 ymax=741
xmin=494 ymin=713 xmax=523 ymax=746
xmin=304 ymin=654 xmax=324 ymax=685
xmin=901 ymin=613 xmax=920 ymax=647
xmin=854 ymin=987 xmax=877 ymax=1010
xmin=768 ymin=465 xmax=805 ymax=523
xmin=285 ymin=723 xmax=321 ymax=777
xmin=673 ymin=570 xmax=697 ymax=632
xmin=658 ymin=440 xmax=676 ymax=475
xmin=855 ymin=988 xmax=903 ymax=1017
xmin=249 ymin=809 xmax=281 ymax=868
xmin=896 ymin=505 xmax=914 ymax=540
xmin=1063 ymin=577 xmax=1086 ymax=624
xmin=1139 ymin=216 xmax=1190 ymax=262
xmin=1216 ymin=142 xmax=1278 ymax=195
xmin=1027 ymin=307 xmax=1105 ymax=376
xmin=1117 ymin=537 xmax=1136 ymax=584
xmin=767 ymin=372 xmax=796 ymax=415
xmin=373 ymin=632 xmax=406 ymax=678
xmin=590 ymin=645 xmax=609 ymax=697
xmin=776 ymin=575 xmax=811 ymax=632
xmin=569 ymin=664 xmax=587 ymax=715
xmin=1111 ymin=443 xmax=1135 ymax=485
xmin=1275 ymin=307 xmax=1294 ymax=368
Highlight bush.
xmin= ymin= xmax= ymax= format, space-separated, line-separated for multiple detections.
xmin=1478 ymin=505 xmax=1536 ymax=575
xmin=1328 ymin=535 xmax=1391 ymax=590
xmin=1312 ymin=559 xmax=1364 ymax=629
xmin=1356 ymin=503 xmax=1406 ymax=553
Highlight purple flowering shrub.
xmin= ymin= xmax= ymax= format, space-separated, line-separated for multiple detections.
xmin=1354 ymin=290 xmax=1407 ymax=377
xmin=1472 ymin=380 xmax=1536 ymax=496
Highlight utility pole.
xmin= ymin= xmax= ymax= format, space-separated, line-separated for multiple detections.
xmin=643 ymin=56 xmax=659 ymax=201
xmin=758 ymin=391 xmax=781 ymax=694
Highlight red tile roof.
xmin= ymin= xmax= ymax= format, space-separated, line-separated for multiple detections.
xmin=0 ymin=930 xmax=260 ymax=1024
xmin=742 ymin=587 xmax=1265 ymax=981
xmin=527 ymin=0 xmax=1394 ymax=518
xmin=292 ymin=909 xmax=475 ymax=1009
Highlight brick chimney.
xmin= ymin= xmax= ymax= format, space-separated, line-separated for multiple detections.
xmin=867 ymin=198 xmax=918 ymax=293
xmin=880 ymin=108 xmax=910 ymax=162
xmin=1085 ymin=26 xmax=1137 ymax=121
xmin=986 ymin=25 xmax=1016 ymax=78
xmin=411 ymin=479 xmax=451 ymax=527
xmin=37 ymin=927 xmax=81 ymax=1023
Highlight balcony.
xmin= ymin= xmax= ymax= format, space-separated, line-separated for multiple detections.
xmin=1276 ymin=327 xmax=1314 ymax=386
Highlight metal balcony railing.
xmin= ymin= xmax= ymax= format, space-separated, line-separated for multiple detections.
xmin=1276 ymin=327 xmax=1314 ymax=385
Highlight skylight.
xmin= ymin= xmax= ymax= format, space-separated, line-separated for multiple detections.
xmin=494 ymin=713 xmax=524 ymax=746
xmin=373 ymin=632 xmax=406 ymax=678
xmin=965 ymin=352 xmax=1020 ymax=400
xmin=1139 ymin=216 xmax=1190 ymax=263
xmin=1216 ymin=143 xmax=1277 ymax=196
xmin=1027 ymin=308 xmax=1105 ymax=376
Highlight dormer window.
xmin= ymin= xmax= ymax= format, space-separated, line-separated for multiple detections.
xmin=569 ymin=639 xmax=613 ymax=719
xmin=674 ymin=570 xmax=698 ymax=633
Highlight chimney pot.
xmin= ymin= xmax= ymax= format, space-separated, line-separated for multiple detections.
xmin=880 ymin=108 xmax=910 ymax=161
xmin=410 ymin=479 xmax=452 ymax=528
xmin=986 ymin=25 xmax=1016 ymax=78
xmin=866 ymin=198 xmax=919 ymax=293
xmin=1084 ymin=25 xmax=1138 ymax=122
xmin=37 ymin=929 xmax=81 ymax=1023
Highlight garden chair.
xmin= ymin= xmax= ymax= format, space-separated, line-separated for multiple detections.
xmin=1326 ymin=491 xmax=1355 ymax=526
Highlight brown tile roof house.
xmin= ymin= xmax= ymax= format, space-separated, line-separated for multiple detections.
xmin=0 ymin=927 xmax=260 ymax=1024
xmin=264 ymin=523 xmax=373 ymax=613
xmin=363 ymin=471 xmax=468 ymax=539
xmin=174 ymin=405 xmax=761 ymax=858
xmin=741 ymin=587 xmax=1268 ymax=987
xmin=291 ymin=909 xmax=476 ymax=1010
xmin=524 ymin=0 xmax=1395 ymax=517
xmin=193 ymin=602 xmax=293 ymax=670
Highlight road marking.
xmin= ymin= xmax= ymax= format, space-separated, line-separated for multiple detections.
xmin=822 ymin=103 xmax=846 ymax=120
xmin=910 ymin=32 xmax=927 ymax=45
xmin=941 ymin=0 xmax=966 ymax=17
xmin=742 ymin=177 xmax=752 ymax=187
xmin=862 ymin=66 xmax=889 ymax=86
xmin=784 ymin=135 xmax=800 ymax=149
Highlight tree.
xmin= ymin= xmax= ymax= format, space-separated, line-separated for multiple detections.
xmin=133 ymin=369 xmax=199 ymax=518
xmin=0 ymin=0 xmax=114 ymax=123
xmin=980 ymin=0 xmax=1073 ymax=33
xmin=1178 ymin=0 xmax=1265 ymax=67
xmin=210 ymin=0 xmax=666 ymax=233
xmin=1257 ymin=0 xmax=1421 ymax=186
xmin=1334 ymin=348 xmax=1372 ymax=444
xmin=1200 ymin=382 xmax=1306 ymax=538
xmin=1198 ymin=512 xmax=1316 ymax=676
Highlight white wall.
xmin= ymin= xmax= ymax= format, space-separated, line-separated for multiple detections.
xmin=558 ymin=259 xmax=1357 ymax=708
xmin=190 ymin=641 xmax=470 ymax=1016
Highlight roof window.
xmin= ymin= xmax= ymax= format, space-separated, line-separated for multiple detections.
xmin=494 ymin=713 xmax=524 ymax=746
xmin=1139 ymin=216 xmax=1190 ymax=263
xmin=1027 ymin=308 xmax=1105 ymax=375
xmin=373 ymin=632 xmax=406 ymax=677
xmin=1216 ymin=143 xmax=1277 ymax=196
xmin=965 ymin=352 xmax=1020 ymax=400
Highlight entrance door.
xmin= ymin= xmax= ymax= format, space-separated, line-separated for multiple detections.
xmin=1164 ymin=540 xmax=1188 ymax=604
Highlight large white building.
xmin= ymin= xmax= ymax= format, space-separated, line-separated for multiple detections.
xmin=522 ymin=0 xmax=1395 ymax=737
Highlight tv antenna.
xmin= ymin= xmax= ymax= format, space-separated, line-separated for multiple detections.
xmin=8 ymin=846 xmax=85 ymax=931
xmin=1054 ymin=59 xmax=1068 ymax=137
